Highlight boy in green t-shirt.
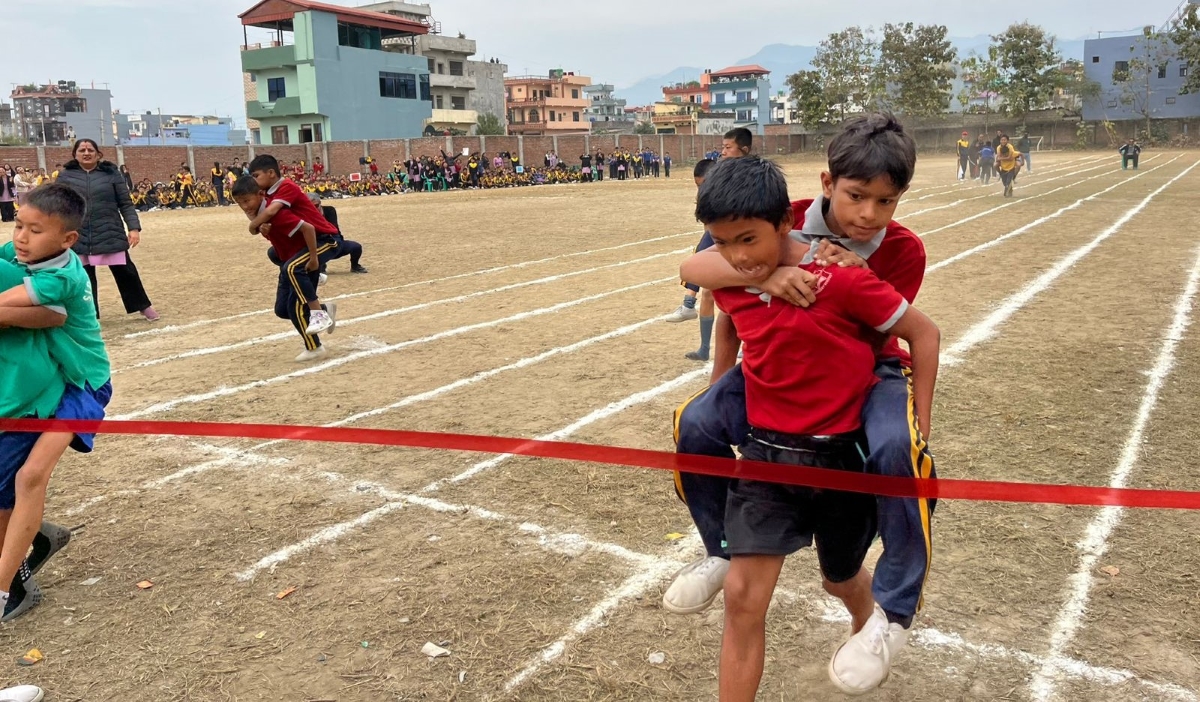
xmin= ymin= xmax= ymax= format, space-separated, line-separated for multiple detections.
xmin=0 ymin=184 xmax=113 ymax=621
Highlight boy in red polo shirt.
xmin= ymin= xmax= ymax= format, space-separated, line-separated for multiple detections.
xmin=232 ymin=176 xmax=338 ymax=362
xmin=693 ymin=155 xmax=940 ymax=701
xmin=246 ymin=155 xmax=340 ymax=341
xmin=670 ymin=114 xmax=935 ymax=694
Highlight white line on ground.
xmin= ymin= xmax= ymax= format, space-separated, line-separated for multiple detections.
xmin=918 ymin=155 xmax=1165 ymax=238
xmin=112 ymin=276 xmax=675 ymax=420
xmin=904 ymin=155 xmax=1100 ymax=197
xmin=927 ymin=155 xmax=1182 ymax=273
xmin=1028 ymin=238 xmax=1200 ymax=701
xmin=231 ymin=365 xmax=711 ymax=579
xmin=113 ymin=248 xmax=690 ymax=373
xmin=943 ymin=158 xmax=1199 ymax=366
xmin=121 ymin=230 xmax=701 ymax=340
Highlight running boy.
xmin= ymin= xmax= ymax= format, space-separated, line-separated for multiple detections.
xmin=669 ymin=114 xmax=934 ymax=694
xmin=995 ymin=135 xmax=1023 ymax=197
xmin=232 ymin=176 xmax=338 ymax=362
xmin=693 ymin=155 xmax=940 ymax=700
xmin=0 ymin=183 xmax=113 ymax=620
xmin=245 ymin=155 xmax=339 ymax=335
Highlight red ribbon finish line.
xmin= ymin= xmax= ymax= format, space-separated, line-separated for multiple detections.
xmin=3 ymin=418 xmax=1198 ymax=510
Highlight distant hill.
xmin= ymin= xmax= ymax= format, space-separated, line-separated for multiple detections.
xmin=614 ymin=35 xmax=1088 ymax=106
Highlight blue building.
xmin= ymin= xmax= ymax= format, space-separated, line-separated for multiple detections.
xmin=239 ymin=0 xmax=433 ymax=145
xmin=1083 ymin=24 xmax=1200 ymax=122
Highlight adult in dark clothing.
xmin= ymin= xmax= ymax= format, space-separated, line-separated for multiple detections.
xmin=119 ymin=164 xmax=134 ymax=191
xmin=310 ymin=193 xmax=367 ymax=274
xmin=0 ymin=168 xmax=16 ymax=222
xmin=56 ymin=139 xmax=158 ymax=321
xmin=211 ymin=161 xmax=228 ymax=206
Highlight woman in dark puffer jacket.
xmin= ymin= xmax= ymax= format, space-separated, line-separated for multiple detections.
xmin=56 ymin=139 xmax=158 ymax=321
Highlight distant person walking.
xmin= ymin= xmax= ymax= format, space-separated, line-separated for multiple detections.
xmin=56 ymin=139 xmax=159 ymax=321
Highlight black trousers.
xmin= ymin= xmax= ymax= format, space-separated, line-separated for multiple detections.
xmin=0 ymin=201 xmax=13 ymax=222
xmin=85 ymin=254 xmax=153 ymax=316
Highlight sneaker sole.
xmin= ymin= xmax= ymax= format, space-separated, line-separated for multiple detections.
xmin=826 ymin=641 xmax=891 ymax=696
xmin=305 ymin=320 xmax=332 ymax=334
xmin=2 ymin=582 xmax=43 ymax=623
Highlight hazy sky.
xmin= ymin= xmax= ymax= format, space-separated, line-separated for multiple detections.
xmin=4 ymin=0 xmax=1182 ymax=127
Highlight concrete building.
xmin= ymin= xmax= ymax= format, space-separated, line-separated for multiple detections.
xmin=364 ymin=1 xmax=507 ymax=134
xmin=10 ymin=82 xmax=115 ymax=146
xmin=505 ymin=70 xmax=591 ymax=135
xmin=0 ymin=103 xmax=13 ymax=139
xmin=662 ymin=74 xmax=711 ymax=107
xmin=242 ymin=72 xmax=262 ymax=142
xmin=239 ymin=0 xmax=432 ymax=145
xmin=1082 ymin=23 xmax=1200 ymax=122
xmin=706 ymin=65 xmax=772 ymax=134
xmin=116 ymin=112 xmax=244 ymax=145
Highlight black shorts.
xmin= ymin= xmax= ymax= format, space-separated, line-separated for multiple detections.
xmin=725 ymin=428 xmax=877 ymax=583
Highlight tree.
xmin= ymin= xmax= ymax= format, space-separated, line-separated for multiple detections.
xmin=786 ymin=69 xmax=832 ymax=129
xmin=957 ymin=51 xmax=1003 ymax=128
xmin=475 ymin=112 xmax=505 ymax=135
xmin=812 ymin=26 xmax=879 ymax=120
xmin=634 ymin=121 xmax=657 ymax=135
xmin=877 ymin=23 xmax=957 ymax=117
xmin=1053 ymin=58 xmax=1101 ymax=116
xmin=1112 ymin=27 xmax=1173 ymax=139
xmin=1169 ymin=3 xmax=1200 ymax=94
xmin=991 ymin=23 xmax=1062 ymax=124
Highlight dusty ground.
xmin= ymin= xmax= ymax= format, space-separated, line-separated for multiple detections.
xmin=1 ymin=150 xmax=1198 ymax=701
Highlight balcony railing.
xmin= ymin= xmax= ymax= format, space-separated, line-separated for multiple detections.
xmin=430 ymin=73 xmax=477 ymax=90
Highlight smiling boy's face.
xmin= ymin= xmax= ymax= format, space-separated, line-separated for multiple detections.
xmin=707 ymin=212 xmax=794 ymax=285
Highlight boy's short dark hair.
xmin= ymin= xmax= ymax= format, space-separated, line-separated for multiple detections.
xmin=248 ymin=154 xmax=280 ymax=175
xmin=694 ymin=156 xmax=790 ymax=228
xmin=724 ymin=127 xmax=753 ymax=151
xmin=827 ymin=113 xmax=917 ymax=190
xmin=25 ymin=184 xmax=86 ymax=232
xmin=693 ymin=158 xmax=716 ymax=179
xmin=231 ymin=175 xmax=262 ymax=198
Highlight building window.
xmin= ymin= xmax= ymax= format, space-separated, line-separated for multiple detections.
xmin=529 ymin=109 xmax=539 ymax=122
xmin=449 ymin=61 xmax=464 ymax=76
xmin=736 ymin=91 xmax=752 ymax=103
xmin=437 ymin=63 xmax=444 ymax=74
xmin=267 ymin=77 xmax=286 ymax=102
xmin=1181 ymin=65 xmax=1189 ymax=77
xmin=715 ymin=93 xmax=725 ymax=105
xmin=249 ymin=73 xmax=257 ymax=83
xmin=1113 ymin=60 xmax=1130 ymax=78
xmin=427 ymin=58 xmax=435 ymax=72
xmin=451 ymin=96 xmax=465 ymax=110
xmin=549 ymin=110 xmax=556 ymax=121
xmin=271 ymin=125 xmax=289 ymax=144
xmin=1106 ymin=100 xmax=1118 ymax=108
xmin=573 ymin=111 xmax=580 ymax=122
xmin=1167 ymin=96 xmax=1177 ymax=104
xmin=736 ymin=109 xmax=752 ymax=122
xmin=1092 ymin=56 xmax=1100 ymax=63
xmin=420 ymin=74 xmax=430 ymax=102
xmin=435 ymin=94 xmax=443 ymax=109
xmin=298 ymin=123 xmax=323 ymax=143
xmin=572 ymin=89 xmax=579 ymax=99
xmin=337 ymin=22 xmax=381 ymax=50
xmin=380 ymin=71 xmax=418 ymax=99
xmin=1159 ymin=65 xmax=1168 ymax=79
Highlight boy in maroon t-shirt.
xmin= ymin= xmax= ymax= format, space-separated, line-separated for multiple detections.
xmin=246 ymin=155 xmax=340 ymax=341
xmin=232 ymin=175 xmax=338 ymax=362
xmin=693 ymin=155 xmax=940 ymax=701
xmin=673 ymin=115 xmax=937 ymax=695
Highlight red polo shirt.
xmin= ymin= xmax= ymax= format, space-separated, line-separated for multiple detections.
xmin=265 ymin=178 xmax=338 ymax=236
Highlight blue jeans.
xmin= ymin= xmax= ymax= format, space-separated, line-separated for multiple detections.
xmin=672 ymin=360 xmax=935 ymax=618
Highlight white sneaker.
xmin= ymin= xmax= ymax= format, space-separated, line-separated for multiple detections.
xmin=305 ymin=309 xmax=333 ymax=334
xmin=0 ymin=684 xmax=45 ymax=702
xmin=318 ymin=272 xmax=329 ymax=286
xmin=325 ymin=302 xmax=337 ymax=334
xmin=662 ymin=556 xmax=730 ymax=614
xmin=828 ymin=605 xmax=909 ymax=695
xmin=665 ymin=305 xmax=698 ymax=323
xmin=295 ymin=346 xmax=329 ymax=363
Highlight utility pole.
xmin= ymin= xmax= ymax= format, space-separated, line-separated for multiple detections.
xmin=158 ymin=107 xmax=165 ymax=145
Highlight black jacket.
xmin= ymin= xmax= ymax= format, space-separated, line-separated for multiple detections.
xmin=56 ymin=160 xmax=141 ymax=256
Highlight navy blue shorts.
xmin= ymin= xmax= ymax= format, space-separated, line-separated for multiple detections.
xmin=0 ymin=380 xmax=111 ymax=510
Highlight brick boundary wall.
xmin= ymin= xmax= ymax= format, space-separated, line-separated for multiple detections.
xmin=4 ymin=117 xmax=1193 ymax=183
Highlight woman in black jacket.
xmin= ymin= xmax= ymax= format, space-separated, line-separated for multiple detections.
xmin=0 ymin=167 xmax=15 ymax=222
xmin=57 ymin=139 xmax=159 ymax=321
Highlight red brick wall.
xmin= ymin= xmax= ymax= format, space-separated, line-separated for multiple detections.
xmin=45 ymin=146 xmax=77 ymax=172
xmin=367 ymin=139 xmax=406 ymax=169
xmin=451 ymin=136 xmax=482 ymax=157
xmin=194 ymin=146 xmax=253 ymax=175
xmin=119 ymin=147 xmax=189 ymax=183
xmin=661 ymin=135 xmax=683 ymax=161
xmin=555 ymin=134 xmax=587 ymax=159
xmin=480 ymin=135 xmax=518 ymax=158
xmin=0 ymin=148 xmax=39 ymax=170
xmin=258 ymin=144 xmax=308 ymax=170
xmin=328 ymin=140 xmax=365 ymax=177
xmin=522 ymin=136 xmax=554 ymax=164
xmin=590 ymin=135 xmax=616 ymax=156
xmin=408 ymin=137 xmax=444 ymax=160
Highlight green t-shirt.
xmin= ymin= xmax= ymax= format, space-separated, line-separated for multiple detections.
xmin=1 ymin=242 xmax=110 ymax=390
xmin=0 ymin=259 xmax=65 ymax=420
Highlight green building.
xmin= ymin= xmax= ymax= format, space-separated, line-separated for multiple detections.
xmin=240 ymin=0 xmax=433 ymax=145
